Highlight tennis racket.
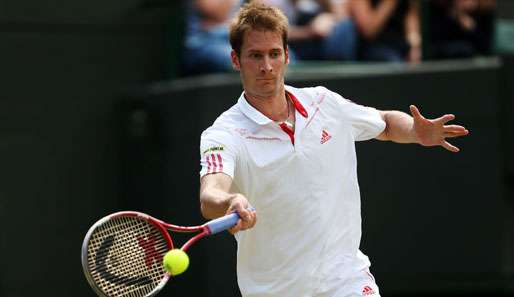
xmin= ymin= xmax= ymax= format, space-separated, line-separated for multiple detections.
xmin=81 ymin=210 xmax=250 ymax=297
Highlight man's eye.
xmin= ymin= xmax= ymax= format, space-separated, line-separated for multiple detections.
xmin=251 ymin=53 xmax=262 ymax=59
xmin=270 ymin=52 xmax=280 ymax=58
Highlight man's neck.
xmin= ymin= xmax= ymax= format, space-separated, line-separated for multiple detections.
xmin=244 ymin=87 xmax=288 ymax=122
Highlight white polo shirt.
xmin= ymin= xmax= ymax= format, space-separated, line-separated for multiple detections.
xmin=199 ymin=85 xmax=386 ymax=297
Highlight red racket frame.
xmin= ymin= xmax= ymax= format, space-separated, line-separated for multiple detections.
xmin=82 ymin=209 xmax=246 ymax=297
xmin=111 ymin=211 xmax=213 ymax=252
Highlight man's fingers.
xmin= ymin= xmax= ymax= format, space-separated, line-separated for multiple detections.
xmin=442 ymin=140 xmax=460 ymax=152
xmin=443 ymin=125 xmax=469 ymax=138
xmin=409 ymin=105 xmax=423 ymax=119
xmin=229 ymin=209 xmax=257 ymax=234
xmin=239 ymin=208 xmax=251 ymax=221
xmin=228 ymin=220 xmax=242 ymax=234
xmin=444 ymin=130 xmax=469 ymax=138
xmin=239 ymin=209 xmax=256 ymax=229
xmin=435 ymin=114 xmax=455 ymax=125
xmin=248 ymin=210 xmax=257 ymax=228
xmin=444 ymin=124 xmax=468 ymax=132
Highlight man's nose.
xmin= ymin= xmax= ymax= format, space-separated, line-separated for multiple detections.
xmin=260 ymin=56 xmax=273 ymax=73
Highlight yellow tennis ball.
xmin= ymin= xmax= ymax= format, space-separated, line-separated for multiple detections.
xmin=163 ymin=249 xmax=189 ymax=276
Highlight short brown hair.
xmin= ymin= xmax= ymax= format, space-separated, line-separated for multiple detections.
xmin=229 ymin=2 xmax=289 ymax=56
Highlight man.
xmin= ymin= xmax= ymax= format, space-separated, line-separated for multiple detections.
xmin=199 ymin=3 xmax=468 ymax=297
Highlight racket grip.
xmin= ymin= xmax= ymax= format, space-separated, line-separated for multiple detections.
xmin=205 ymin=207 xmax=255 ymax=235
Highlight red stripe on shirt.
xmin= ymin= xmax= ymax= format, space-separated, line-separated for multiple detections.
xmin=211 ymin=154 xmax=218 ymax=173
xmin=217 ymin=153 xmax=223 ymax=172
xmin=206 ymin=155 xmax=212 ymax=174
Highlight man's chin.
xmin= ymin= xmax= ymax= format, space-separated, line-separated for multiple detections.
xmin=244 ymin=81 xmax=283 ymax=99
xmin=260 ymin=84 xmax=278 ymax=94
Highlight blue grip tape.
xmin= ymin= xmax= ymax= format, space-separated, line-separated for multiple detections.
xmin=205 ymin=207 xmax=255 ymax=235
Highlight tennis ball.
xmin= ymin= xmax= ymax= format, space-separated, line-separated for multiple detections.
xmin=163 ymin=249 xmax=189 ymax=276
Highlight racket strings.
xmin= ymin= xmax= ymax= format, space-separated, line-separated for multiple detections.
xmin=86 ymin=216 xmax=170 ymax=297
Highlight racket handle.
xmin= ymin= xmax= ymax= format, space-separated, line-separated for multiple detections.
xmin=205 ymin=207 xmax=255 ymax=235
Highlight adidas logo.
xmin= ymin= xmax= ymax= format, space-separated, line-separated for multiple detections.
xmin=320 ymin=129 xmax=332 ymax=144
xmin=362 ymin=286 xmax=376 ymax=296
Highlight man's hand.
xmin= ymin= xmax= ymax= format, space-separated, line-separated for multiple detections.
xmin=225 ymin=194 xmax=257 ymax=234
xmin=200 ymin=173 xmax=257 ymax=234
xmin=410 ymin=105 xmax=469 ymax=152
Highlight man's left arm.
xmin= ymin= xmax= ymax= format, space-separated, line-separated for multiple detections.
xmin=376 ymin=105 xmax=469 ymax=152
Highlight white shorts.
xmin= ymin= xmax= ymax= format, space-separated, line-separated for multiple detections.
xmin=316 ymin=268 xmax=381 ymax=297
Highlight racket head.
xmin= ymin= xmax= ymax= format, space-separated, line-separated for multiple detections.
xmin=81 ymin=211 xmax=173 ymax=297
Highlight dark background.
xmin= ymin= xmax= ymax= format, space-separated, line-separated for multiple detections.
xmin=1 ymin=1 xmax=514 ymax=297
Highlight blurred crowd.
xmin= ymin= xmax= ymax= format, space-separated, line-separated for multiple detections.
xmin=181 ymin=0 xmax=497 ymax=76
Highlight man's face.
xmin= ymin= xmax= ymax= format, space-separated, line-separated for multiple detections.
xmin=231 ymin=29 xmax=289 ymax=100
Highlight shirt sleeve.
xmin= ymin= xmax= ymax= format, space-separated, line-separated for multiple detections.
xmin=321 ymin=87 xmax=386 ymax=141
xmin=199 ymin=126 xmax=238 ymax=178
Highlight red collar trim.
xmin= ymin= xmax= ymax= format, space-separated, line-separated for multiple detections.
xmin=286 ymin=90 xmax=308 ymax=118
xmin=279 ymin=122 xmax=295 ymax=145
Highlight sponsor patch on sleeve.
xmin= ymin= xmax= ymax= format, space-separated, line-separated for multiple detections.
xmin=203 ymin=145 xmax=225 ymax=155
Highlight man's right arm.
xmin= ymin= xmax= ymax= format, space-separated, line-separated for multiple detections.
xmin=200 ymin=173 xmax=257 ymax=233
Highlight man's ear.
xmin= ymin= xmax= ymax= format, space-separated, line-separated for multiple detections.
xmin=231 ymin=50 xmax=241 ymax=71
xmin=285 ymin=46 xmax=289 ymax=65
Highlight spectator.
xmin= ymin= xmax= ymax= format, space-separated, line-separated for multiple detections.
xmin=350 ymin=0 xmax=422 ymax=63
xmin=428 ymin=0 xmax=496 ymax=59
xmin=182 ymin=0 xmax=244 ymax=75
xmin=257 ymin=0 xmax=358 ymax=61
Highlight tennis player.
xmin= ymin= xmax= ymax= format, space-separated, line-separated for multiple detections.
xmin=199 ymin=3 xmax=469 ymax=297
